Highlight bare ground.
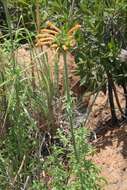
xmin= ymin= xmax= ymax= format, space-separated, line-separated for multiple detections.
xmin=87 ymin=90 xmax=127 ymax=190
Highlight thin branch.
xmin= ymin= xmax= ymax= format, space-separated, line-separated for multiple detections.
xmin=23 ymin=176 xmax=30 ymax=190
xmin=12 ymin=155 xmax=26 ymax=186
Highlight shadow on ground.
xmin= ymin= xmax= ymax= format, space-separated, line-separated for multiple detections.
xmin=93 ymin=118 xmax=127 ymax=158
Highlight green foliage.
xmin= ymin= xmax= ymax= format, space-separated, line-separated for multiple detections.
xmin=0 ymin=45 xmax=103 ymax=189
xmin=0 ymin=1 xmax=109 ymax=189
xmin=31 ymin=51 xmax=57 ymax=134
xmin=30 ymin=180 xmax=47 ymax=190
xmin=0 ymin=84 xmax=38 ymax=189
xmin=42 ymin=128 xmax=104 ymax=190
xmin=8 ymin=0 xmax=37 ymax=30
xmin=70 ymin=0 xmax=127 ymax=120
xmin=75 ymin=0 xmax=127 ymax=89
xmin=0 ymin=51 xmax=40 ymax=188
xmin=38 ymin=0 xmax=79 ymax=28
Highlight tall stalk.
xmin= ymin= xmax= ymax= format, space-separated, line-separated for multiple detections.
xmin=1 ymin=72 xmax=7 ymax=107
xmin=112 ymin=80 xmax=124 ymax=116
xmin=107 ymin=72 xmax=124 ymax=116
xmin=107 ymin=72 xmax=118 ymax=124
xmin=35 ymin=0 xmax=40 ymax=34
xmin=122 ymin=84 xmax=127 ymax=117
xmin=69 ymin=0 xmax=75 ymax=20
xmin=63 ymin=51 xmax=84 ymax=190
xmin=54 ymin=52 xmax=60 ymax=96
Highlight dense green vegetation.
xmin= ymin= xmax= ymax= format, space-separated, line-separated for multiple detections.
xmin=0 ymin=0 xmax=127 ymax=189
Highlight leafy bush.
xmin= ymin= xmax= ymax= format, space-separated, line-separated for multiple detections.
xmin=73 ymin=0 xmax=127 ymax=122
xmin=42 ymin=128 xmax=104 ymax=190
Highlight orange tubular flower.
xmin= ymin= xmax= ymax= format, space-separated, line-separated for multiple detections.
xmin=36 ymin=33 xmax=54 ymax=38
xmin=36 ymin=41 xmax=52 ymax=47
xmin=36 ymin=21 xmax=81 ymax=51
xmin=38 ymin=37 xmax=54 ymax=42
xmin=46 ymin=21 xmax=61 ymax=33
xmin=40 ymin=29 xmax=58 ymax=35
xmin=68 ymin=24 xmax=81 ymax=35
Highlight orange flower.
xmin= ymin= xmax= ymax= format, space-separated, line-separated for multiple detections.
xmin=46 ymin=21 xmax=61 ymax=33
xmin=68 ymin=24 xmax=81 ymax=35
xmin=36 ymin=21 xmax=81 ymax=51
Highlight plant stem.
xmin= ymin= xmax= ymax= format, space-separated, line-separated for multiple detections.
xmin=63 ymin=51 xmax=84 ymax=190
xmin=107 ymin=72 xmax=117 ymax=124
xmin=1 ymin=72 xmax=8 ymax=131
xmin=108 ymin=73 xmax=124 ymax=117
xmin=54 ymin=51 xmax=60 ymax=96
xmin=112 ymin=80 xmax=124 ymax=116
xmin=122 ymin=84 xmax=127 ymax=117
xmin=69 ymin=0 xmax=75 ymax=20
xmin=35 ymin=0 xmax=40 ymax=33
xmin=30 ymin=51 xmax=36 ymax=91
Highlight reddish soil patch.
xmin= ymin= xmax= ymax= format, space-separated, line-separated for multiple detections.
xmin=87 ymin=90 xmax=127 ymax=190
xmin=93 ymin=125 xmax=127 ymax=190
xmin=15 ymin=45 xmax=80 ymax=94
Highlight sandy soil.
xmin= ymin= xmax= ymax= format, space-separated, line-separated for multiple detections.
xmin=87 ymin=90 xmax=127 ymax=190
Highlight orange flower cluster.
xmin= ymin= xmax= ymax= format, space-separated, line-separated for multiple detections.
xmin=36 ymin=21 xmax=81 ymax=51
